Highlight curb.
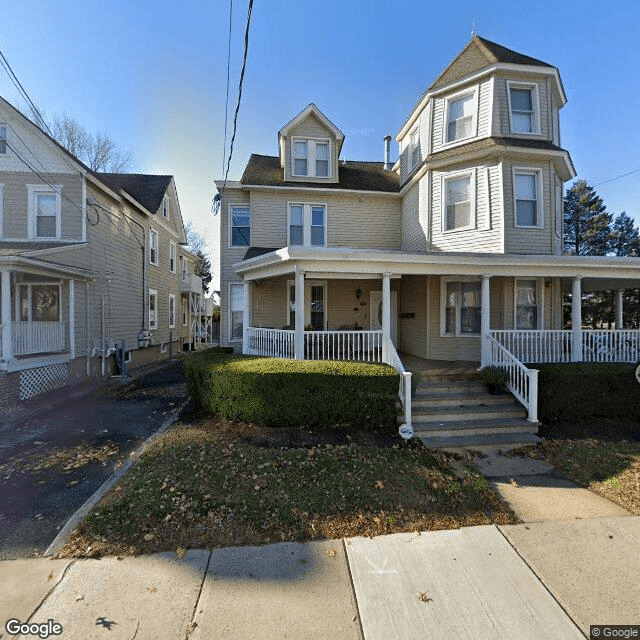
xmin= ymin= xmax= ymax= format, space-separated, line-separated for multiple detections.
xmin=43 ymin=400 xmax=188 ymax=558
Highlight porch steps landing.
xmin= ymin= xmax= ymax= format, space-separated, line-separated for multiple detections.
xmin=410 ymin=372 xmax=540 ymax=452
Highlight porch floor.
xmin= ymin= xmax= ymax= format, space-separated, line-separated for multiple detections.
xmin=399 ymin=353 xmax=479 ymax=377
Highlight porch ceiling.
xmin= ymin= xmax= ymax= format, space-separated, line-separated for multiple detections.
xmin=234 ymin=247 xmax=640 ymax=285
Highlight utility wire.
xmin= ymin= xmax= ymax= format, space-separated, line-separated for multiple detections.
xmin=221 ymin=0 xmax=254 ymax=195
xmin=594 ymin=168 xmax=640 ymax=187
xmin=221 ymin=0 xmax=234 ymax=177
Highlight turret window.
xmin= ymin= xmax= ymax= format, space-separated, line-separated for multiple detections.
xmin=508 ymin=82 xmax=540 ymax=134
xmin=446 ymin=92 xmax=475 ymax=143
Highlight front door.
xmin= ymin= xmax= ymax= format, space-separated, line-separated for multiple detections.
xmin=370 ymin=291 xmax=397 ymax=346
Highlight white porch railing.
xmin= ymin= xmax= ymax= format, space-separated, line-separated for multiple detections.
xmin=582 ymin=330 xmax=640 ymax=363
xmin=490 ymin=329 xmax=640 ymax=364
xmin=304 ymin=330 xmax=382 ymax=362
xmin=488 ymin=334 xmax=538 ymax=423
xmin=246 ymin=327 xmax=295 ymax=358
xmin=490 ymin=330 xmax=573 ymax=363
xmin=12 ymin=321 xmax=67 ymax=356
xmin=382 ymin=335 xmax=413 ymax=440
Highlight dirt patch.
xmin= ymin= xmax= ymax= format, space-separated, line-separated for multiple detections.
xmin=56 ymin=411 xmax=517 ymax=558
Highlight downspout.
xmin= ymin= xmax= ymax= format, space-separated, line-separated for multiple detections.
xmin=85 ymin=281 xmax=90 ymax=376
xmin=101 ymin=296 xmax=106 ymax=377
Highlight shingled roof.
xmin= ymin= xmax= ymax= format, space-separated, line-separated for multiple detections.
xmin=241 ymin=154 xmax=400 ymax=193
xmin=94 ymin=173 xmax=172 ymax=213
xmin=426 ymin=136 xmax=565 ymax=163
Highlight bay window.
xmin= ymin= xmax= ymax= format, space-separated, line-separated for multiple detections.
xmin=443 ymin=172 xmax=473 ymax=231
xmin=514 ymin=169 xmax=542 ymax=227
xmin=446 ymin=92 xmax=475 ymax=143
xmin=508 ymin=82 xmax=540 ymax=134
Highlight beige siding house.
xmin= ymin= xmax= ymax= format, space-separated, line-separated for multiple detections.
xmin=0 ymin=97 xmax=203 ymax=407
xmin=216 ymin=37 xmax=640 ymax=436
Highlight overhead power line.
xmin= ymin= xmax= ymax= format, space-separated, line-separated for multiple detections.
xmin=222 ymin=0 xmax=234 ymax=177
xmin=221 ymin=0 xmax=254 ymax=194
xmin=594 ymin=168 xmax=640 ymax=187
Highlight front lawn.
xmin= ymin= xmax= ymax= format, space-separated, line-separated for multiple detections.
xmin=57 ymin=411 xmax=517 ymax=558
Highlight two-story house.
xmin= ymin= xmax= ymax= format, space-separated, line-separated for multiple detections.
xmin=0 ymin=96 xmax=203 ymax=408
xmin=216 ymin=37 xmax=640 ymax=439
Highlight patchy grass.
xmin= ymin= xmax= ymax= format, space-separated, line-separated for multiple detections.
xmin=57 ymin=412 xmax=517 ymax=558
xmin=518 ymin=431 xmax=640 ymax=515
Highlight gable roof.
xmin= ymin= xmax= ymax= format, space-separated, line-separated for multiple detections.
xmin=93 ymin=173 xmax=173 ymax=214
xmin=279 ymin=104 xmax=345 ymax=141
xmin=430 ymin=36 xmax=552 ymax=91
xmin=241 ymin=154 xmax=399 ymax=193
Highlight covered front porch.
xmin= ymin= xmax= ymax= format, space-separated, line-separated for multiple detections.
xmin=0 ymin=258 xmax=88 ymax=372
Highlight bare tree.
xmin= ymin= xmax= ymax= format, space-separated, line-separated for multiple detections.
xmin=184 ymin=220 xmax=213 ymax=294
xmin=23 ymin=102 xmax=132 ymax=172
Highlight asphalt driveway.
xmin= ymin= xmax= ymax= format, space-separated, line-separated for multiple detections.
xmin=0 ymin=361 xmax=187 ymax=560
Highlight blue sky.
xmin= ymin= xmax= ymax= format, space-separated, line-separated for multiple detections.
xmin=1 ymin=0 xmax=639 ymax=288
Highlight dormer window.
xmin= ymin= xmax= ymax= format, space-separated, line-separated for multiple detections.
xmin=508 ymin=81 xmax=540 ymax=134
xmin=445 ymin=91 xmax=476 ymax=143
xmin=291 ymin=138 xmax=331 ymax=178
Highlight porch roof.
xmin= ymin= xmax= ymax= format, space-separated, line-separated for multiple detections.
xmin=233 ymin=247 xmax=640 ymax=290
xmin=0 ymin=254 xmax=92 ymax=279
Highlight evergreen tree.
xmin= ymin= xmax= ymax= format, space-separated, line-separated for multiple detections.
xmin=610 ymin=211 xmax=640 ymax=257
xmin=563 ymin=179 xmax=612 ymax=256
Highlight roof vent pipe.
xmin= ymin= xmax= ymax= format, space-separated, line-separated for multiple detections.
xmin=383 ymin=135 xmax=392 ymax=170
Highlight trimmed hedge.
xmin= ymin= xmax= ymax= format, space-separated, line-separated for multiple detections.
xmin=184 ymin=351 xmax=399 ymax=428
xmin=537 ymin=363 xmax=640 ymax=423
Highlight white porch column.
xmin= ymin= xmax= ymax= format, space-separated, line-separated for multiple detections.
xmin=294 ymin=269 xmax=305 ymax=359
xmin=242 ymin=280 xmax=251 ymax=355
xmin=480 ymin=275 xmax=491 ymax=368
xmin=615 ymin=289 xmax=624 ymax=329
xmin=1 ymin=270 xmax=11 ymax=363
xmin=381 ymin=272 xmax=391 ymax=361
xmin=571 ymin=276 xmax=582 ymax=362
xmin=69 ymin=279 xmax=75 ymax=359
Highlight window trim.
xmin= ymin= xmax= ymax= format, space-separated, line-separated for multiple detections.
xmin=512 ymin=167 xmax=544 ymax=229
xmin=228 ymin=203 xmax=251 ymax=248
xmin=228 ymin=282 xmax=244 ymax=342
xmin=514 ymin=277 xmax=542 ymax=330
xmin=169 ymin=241 xmax=177 ymax=273
xmin=440 ymin=277 xmax=482 ymax=338
xmin=148 ymin=289 xmax=158 ymax=330
xmin=291 ymin=137 xmax=332 ymax=179
xmin=506 ymin=80 xmax=541 ymax=136
xmin=169 ymin=293 xmax=176 ymax=328
xmin=443 ymin=87 xmax=478 ymax=146
xmin=287 ymin=202 xmax=327 ymax=248
xmin=149 ymin=228 xmax=159 ymax=265
xmin=441 ymin=169 xmax=476 ymax=234
xmin=27 ymin=184 xmax=62 ymax=240
xmin=286 ymin=279 xmax=328 ymax=329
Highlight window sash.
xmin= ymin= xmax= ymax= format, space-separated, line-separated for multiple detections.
xmin=443 ymin=280 xmax=480 ymax=335
xmin=515 ymin=173 xmax=539 ymax=226
xmin=410 ymin=129 xmax=420 ymax=168
xmin=169 ymin=243 xmax=176 ymax=273
xmin=509 ymin=86 xmax=537 ymax=134
xmin=516 ymin=280 xmax=537 ymax=330
xmin=445 ymin=175 xmax=472 ymax=230
xmin=0 ymin=125 xmax=6 ymax=154
xmin=35 ymin=193 xmax=57 ymax=238
xmin=149 ymin=291 xmax=157 ymax=329
xmin=315 ymin=142 xmax=329 ymax=177
xmin=289 ymin=203 xmax=326 ymax=247
xmin=230 ymin=206 xmax=250 ymax=246
xmin=447 ymin=94 xmax=474 ymax=142
xmin=169 ymin=295 xmax=175 ymax=327
xmin=293 ymin=141 xmax=308 ymax=176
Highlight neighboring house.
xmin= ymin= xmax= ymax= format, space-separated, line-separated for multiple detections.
xmin=215 ymin=36 xmax=640 ymax=432
xmin=0 ymin=97 xmax=203 ymax=407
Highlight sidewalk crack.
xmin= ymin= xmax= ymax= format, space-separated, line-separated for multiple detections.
xmin=26 ymin=559 xmax=77 ymax=623
xmin=185 ymin=550 xmax=213 ymax=638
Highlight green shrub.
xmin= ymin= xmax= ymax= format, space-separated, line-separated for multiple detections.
xmin=184 ymin=352 xmax=399 ymax=428
xmin=538 ymin=363 xmax=640 ymax=423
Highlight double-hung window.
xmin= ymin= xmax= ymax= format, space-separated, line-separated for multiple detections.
xmin=443 ymin=172 xmax=473 ymax=231
xmin=508 ymin=82 xmax=540 ymax=134
xmin=149 ymin=228 xmax=159 ymax=265
xmin=446 ymin=92 xmax=475 ymax=143
xmin=230 ymin=205 xmax=250 ymax=246
xmin=148 ymin=289 xmax=158 ymax=329
xmin=515 ymin=279 xmax=538 ymax=330
xmin=27 ymin=185 xmax=61 ymax=239
xmin=291 ymin=139 xmax=331 ymax=178
xmin=168 ymin=294 xmax=176 ymax=328
xmin=514 ymin=169 xmax=542 ymax=227
xmin=229 ymin=283 xmax=244 ymax=340
xmin=162 ymin=196 xmax=169 ymax=218
xmin=0 ymin=124 xmax=6 ymax=154
xmin=288 ymin=203 xmax=326 ymax=247
xmin=169 ymin=241 xmax=176 ymax=273
xmin=410 ymin=128 xmax=420 ymax=169
xmin=443 ymin=279 xmax=481 ymax=336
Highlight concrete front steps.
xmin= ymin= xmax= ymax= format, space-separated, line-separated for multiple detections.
xmin=411 ymin=372 xmax=540 ymax=452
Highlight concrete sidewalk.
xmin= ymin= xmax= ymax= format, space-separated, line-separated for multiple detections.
xmin=3 ymin=518 xmax=638 ymax=639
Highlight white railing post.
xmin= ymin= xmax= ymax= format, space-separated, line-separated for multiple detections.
xmin=571 ymin=277 xmax=582 ymax=362
xmin=242 ymin=281 xmax=251 ymax=355
xmin=527 ymin=368 xmax=538 ymax=423
xmin=615 ymin=289 xmax=624 ymax=330
xmin=1 ymin=270 xmax=12 ymax=363
xmin=381 ymin=272 xmax=391 ymax=363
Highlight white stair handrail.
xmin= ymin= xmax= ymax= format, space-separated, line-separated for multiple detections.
xmin=382 ymin=335 xmax=413 ymax=440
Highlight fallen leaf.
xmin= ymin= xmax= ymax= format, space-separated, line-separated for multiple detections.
xmin=509 ymin=478 xmax=520 ymax=488
xmin=147 ymin=586 xmax=157 ymax=593
xmin=144 ymin=533 xmax=155 ymax=541
xmin=76 ymin=594 xmax=84 ymax=602
xmin=417 ymin=592 xmax=433 ymax=603
xmin=47 ymin=571 xmax=54 ymax=581
xmin=176 ymin=547 xmax=187 ymax=559
xmin=375 ymin=480 xmax=384 ymax=490
xmin=326 ymin=548 xmax=337 ymax=557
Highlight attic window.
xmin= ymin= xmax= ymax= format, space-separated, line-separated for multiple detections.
xmin=292 ymin=138 xmax=331 ymax=178
xmin=162 ymin=196 xmax=169 ymax=218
